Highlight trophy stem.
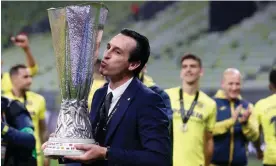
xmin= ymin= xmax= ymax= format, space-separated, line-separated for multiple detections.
xmin=55 ymin=99 xmax=93 ymax=139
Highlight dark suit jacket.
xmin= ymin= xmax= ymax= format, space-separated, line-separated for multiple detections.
xmin=89 ymin=77 xmax=171 ymax=166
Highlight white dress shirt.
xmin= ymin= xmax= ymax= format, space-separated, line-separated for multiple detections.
xmin=106 ymin=77 xmax=133 ymax=115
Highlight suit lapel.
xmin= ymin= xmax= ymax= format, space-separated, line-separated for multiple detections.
xmin=105 ymin=78 xmax=140 ymax=144
xmin=90 ymin=87 xmax=107 ymax=128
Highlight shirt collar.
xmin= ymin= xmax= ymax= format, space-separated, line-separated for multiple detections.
xmin=214 ymin=89 xmax=242 ymax=100
xmin=107 ymin=77 xmax=133 ymax=102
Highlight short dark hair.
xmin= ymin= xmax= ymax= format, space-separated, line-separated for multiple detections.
xmin=269 ymin=67 xmax=276 ymax=87
xmin=120 ymin=28 xmax=150 ymax=77
xmin=180 ymin=53 xmax=202 ymax=68
xmin=9 ymin=64 xmax=27 ymax=77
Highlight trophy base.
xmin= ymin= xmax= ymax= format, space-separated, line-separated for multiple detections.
xmin=43 ymin=137 xmax=96 ymax=157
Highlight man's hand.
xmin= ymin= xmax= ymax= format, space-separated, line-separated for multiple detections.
xmin=256 ymin=149 xmax=263 ymax=160
xmin=11 ymin=34 xmax=29 ymax=50
xmin=41 ymin=132 xmax=56 ymax=150
xmin=64 ymin=144 xmax=107 ymax=164
xmin=232 ymin=105 xmax=242 ymax=121
xmin=239 ymin=108 xmax=251 ymax=124
xmin=41 ymin=141 xmax=48 ymax=151
xmin=41 ymin=133 xmax=60 ymax=160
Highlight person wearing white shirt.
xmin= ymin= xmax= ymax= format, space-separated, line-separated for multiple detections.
xmin=61 ymin=28 xmax=172 ymax=166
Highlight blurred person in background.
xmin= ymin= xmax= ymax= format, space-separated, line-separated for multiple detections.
xmin=1 ymin=96 xmax=36 ymax=166
xmin=211 ymin=68 xmax=259 ymax=166
xmin=131 ymin=3 xmax=140 ymax=21
xmin=1 ymin=34 xmax=38 ymax=94
xmin=139 ymin=66 xmax=173 ymax=130
xmin=254 ymin=68 xmax=276 ymax=166
xmin=166 ymin=53 xmax=216 ymax=166
xmin=3 ymin=64 xmax=49 ymax=166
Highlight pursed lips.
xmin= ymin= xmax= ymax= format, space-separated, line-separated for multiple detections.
xmin=101 ymin=61 xmax=107 ymax=67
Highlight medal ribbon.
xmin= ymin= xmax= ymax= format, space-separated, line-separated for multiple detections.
xmin=179 ymin=88 xmax=199 ymax=125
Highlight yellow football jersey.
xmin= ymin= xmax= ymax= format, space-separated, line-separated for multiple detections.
xmin=88 ymin=78 xmax=106 ymax=110
xmin=255 ymin=94 xmax=276 ymax=165
xmin=166 ymin=87 xmax=217 ymax=166
xmin=3 ymin=90 xmax=46 ymax=166
xmin=140 ymin=73 xmax=155 ymax=87
xmin=1 ymin=64 xmax=38 ymax=93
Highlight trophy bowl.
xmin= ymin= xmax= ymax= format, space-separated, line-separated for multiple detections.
xmin=43 ymin=3 xmax=108 ymax=157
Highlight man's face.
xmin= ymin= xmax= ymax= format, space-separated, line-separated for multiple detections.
xmin=222 ymin=72 xmax=241 ymax=99
xmin=11 ymin=68 xmax=32 ymax=91
xmin=99 ymin=34 xmax=138 ymax=77
xmin=180 ymin=59 xmax=202 ymax=84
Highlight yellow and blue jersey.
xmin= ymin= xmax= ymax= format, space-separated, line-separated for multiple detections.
xmin=1 ymin=97 xmax=37 ymax=165
xmin=255 ymin=94 xmax=276 ymax=165
xmin=3 ymin=90 xmax=46 ymax=166
xmin=211 ymin=90 xmax=259 ymax=166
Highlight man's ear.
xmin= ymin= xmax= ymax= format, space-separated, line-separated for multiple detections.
xmin=128 ymin=61 xmax=141 ymax=72
xmin=200 ymin=68 xmax=204 ymax=77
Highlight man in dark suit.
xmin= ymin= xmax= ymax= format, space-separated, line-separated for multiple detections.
xmin=65 ymin=29 xmax=171 ymax=166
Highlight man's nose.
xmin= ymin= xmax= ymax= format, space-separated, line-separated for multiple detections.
xmin=103 ymin=50 xmax=112 ymax=59
xmin=186 ymin=67 xmax=192 ymax=72
xmin=28 ymin=77 xmax=32 ymax=82
xmin=232 ymin=85 xmax=238 ymax=90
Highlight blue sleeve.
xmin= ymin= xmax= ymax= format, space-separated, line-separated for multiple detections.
xmin=108 ymin=93 xmax=172 ymax=166
xmin=150 ymin=85 xmax=173 ymax=120
xmin=1 ymin=113 xmax=36 ymax=150
xmin=159 ymin=89 xmax=173 ymax=120
xmin=14 ymin=111 xmax=34 ymax=130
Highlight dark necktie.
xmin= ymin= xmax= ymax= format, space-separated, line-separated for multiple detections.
xmin=104 ymin=92 xmax=113 ymax=118
xmin=95 ymin=92 xmax=113 ymax=145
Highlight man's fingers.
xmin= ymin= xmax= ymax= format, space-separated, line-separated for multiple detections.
xmin=243 ymin=111 xmax=251 ymax=118
xmin=41 ymin=141 xmax=48 ymax=150
xmin=41 ymin=133 xmax=56 ymax=150
xmin=236 ymin=105 xmax=243 ymax=112
xmin=49 ymin=133 xmax=56 ymax=137
xmin=64 ymin=155 xmax=85 ymax=161
xmin=64 ymin=155 xmax=80 ymax=160
xmin=16 ymin=34 xmax=28 ymax=41
xmin=74 ymin=144 xmax=93 ymax=151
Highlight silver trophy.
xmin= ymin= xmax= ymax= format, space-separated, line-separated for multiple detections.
xmin=43 ymin=3 xmax=108 ymax=156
